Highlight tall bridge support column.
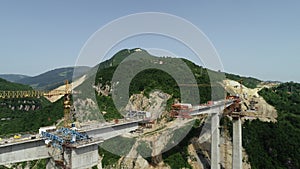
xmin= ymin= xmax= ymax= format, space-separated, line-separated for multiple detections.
xmin=211 ymin=113 xmax=220 ymax=169
xmin=232 ymin=118 xmax=242 ymax=169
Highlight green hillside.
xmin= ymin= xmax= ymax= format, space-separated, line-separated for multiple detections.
xmin=225 ymin=73 xmax=261 ymax=89
xmin=0 ymin=78 xmax=32 ymax=91
xmin=0 ymin=98 xmax=63 ymax=136
xmin=243 ymin=82 xmax=300 ymax=169
xmin=92 ymin=49 xmax=298 ymax=169
xmin=77 ymin=48 xmax=225 ymax=121
xmin=0 ymin=78 xmax=64 ymax=136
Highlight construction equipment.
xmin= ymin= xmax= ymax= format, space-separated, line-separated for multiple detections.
xmin=0 ymin=80 xmax=97 ymax=168
xmin=41 ymin=128 xmax=90 ymax=150
xmin=170 ymin=103 xmax=192 ymax=119
xmin=178 ymin=83 xmax=224 ymax=88
xmin=222 ymin=79 xmax=261 ymax=169
xmin=0 ymin=80 xmax=73 ymax=128
xmin=13 ymin=134 xmax=21 ymax=139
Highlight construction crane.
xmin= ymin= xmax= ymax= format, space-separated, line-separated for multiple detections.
xmin=178 ymin=83 xmax=224 ymax=87
xmin=0 ymin=80 xmax=73 ymax=128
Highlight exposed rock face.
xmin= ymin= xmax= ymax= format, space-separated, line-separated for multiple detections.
xmin=187 ymin=144 xmax=204 ymax=169
xmin=224 ymin=79 xmax=277 ymax=122
xmin=73 ymin=98 xmax=104 ymax=122
xmin=125 ymin=91 xmax=171 ymax=119
xmin=93 ymin=83 xmax=111 ymax=96
xmin=126 ymin=93 xmax=150 ymax=111
xmin=135 ymin=155 xmax=149 ymax=169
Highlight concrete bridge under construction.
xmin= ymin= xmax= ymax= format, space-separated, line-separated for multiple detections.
xmin=189 ymin=99 xmax=244 ymax=169
xmin=0 ymin=99 xmax=240 ymax=169
xmin=0 ymin=120 xmax=141 ymax=169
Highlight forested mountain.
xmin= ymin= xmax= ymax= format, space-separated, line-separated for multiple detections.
xmin=0 ymin=74 xmax=30 ymax=82
xmin=77 ymin=48 xmax=225 ymax=121
xmin=225 ymin=73 xmax=262 ymax=89
xmin=243 ymin=82 xmax=300 ymax=169
xmin=16 ymin=66 xmax=90 ymax=90
xmin=0 ymin=78 xmax=32 ymax=91
xmin=1 ymin=49 xmax=299 ymax=169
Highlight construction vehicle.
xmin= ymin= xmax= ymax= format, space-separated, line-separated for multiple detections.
xmin=249 ymin=98 xmax=258 ymax=110
xmin=13 ymin=134 xmax=21 ymax=139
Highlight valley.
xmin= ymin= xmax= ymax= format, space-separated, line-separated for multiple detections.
xmin=0 ymin=49 xmax=299 ymax=169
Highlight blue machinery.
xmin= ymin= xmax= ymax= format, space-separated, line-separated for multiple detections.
xmin=41 ymin=128 xmax=90 ymax=150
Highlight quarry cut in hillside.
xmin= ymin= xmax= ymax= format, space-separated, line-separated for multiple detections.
xmin=125 ymin=91 xmax=171 ymax=120
xmin=224 ymin=79 xmax=278 ymax=122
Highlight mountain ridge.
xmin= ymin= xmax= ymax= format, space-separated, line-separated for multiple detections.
xmin=0 ymin=48 xmax=299 ymax=169
xmin=0 ymin=74 xmax=30 ymax=82
xmin=15 ymin=66 xmax=91 ymax=90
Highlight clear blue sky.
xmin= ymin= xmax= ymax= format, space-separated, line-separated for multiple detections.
xmin=0 ymin=1 xmax=299 ymax=82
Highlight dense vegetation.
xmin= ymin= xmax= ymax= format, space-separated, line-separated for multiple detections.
xmin=0 ymin=79 xmax=64 ymax=168
xmin=225 ymin=73 xmax=261 ymax=89
xmin=96 ymin=95 xmax=123 ymax=121
xmin=90 ymin=49 xmax=226 ymax=121
xmin=243 ymin=82 xmax=300 ymax=169
xmin=0 ymin=78 xmax=65 ymax=136
xmin=0 ymin=78 xmax=32 ymax=91
xmin=0 ymin=97 xmax=64 ymax=136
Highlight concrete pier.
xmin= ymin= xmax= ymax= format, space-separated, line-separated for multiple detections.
xmin=211 ymin=113 xmax=220 ymax=169
xmin=45 ymin=140 xmax=102 ymax=169
xmin=232 ymin=118 xmax=242 ymax=169
xmin=70 ymin=141 xmax=100 ymax=169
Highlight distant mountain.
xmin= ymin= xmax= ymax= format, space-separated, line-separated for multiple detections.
xmin=0 ymin=78 xmax=32 ymax=91
xmin=0 ymin=74 xmax=30 ymax=82
xmin=16 ymin=66 xmax=91 ymax=90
